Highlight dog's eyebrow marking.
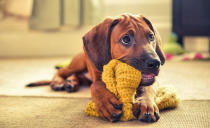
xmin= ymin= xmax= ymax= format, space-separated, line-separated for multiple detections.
xmin=129 ymin=15 xmax=139 ymax=23
xmin=130 ymin=19 xmax=139 ymax=31
xmin=130 ymin=20 xmax=146 ymax=37
xmin=128 ymin=15 xmax=147 ymax=34
xmin=120 ymin=15 xmax=149 ymax=39
xmin=121 ymin=15 xmax=130 ymax=26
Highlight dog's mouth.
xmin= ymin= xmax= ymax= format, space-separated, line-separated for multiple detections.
xmin=119 ymin=58 xmax=159 ymax=86
xmin=141 ymin=73 xmax=155 ymax=84
xmin=140 ymin=72 xmax=158 ymax=86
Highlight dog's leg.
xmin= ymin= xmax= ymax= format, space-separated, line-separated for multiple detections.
xmin=133 ymin=83 xmax=160 ymax=122
xmin=51 ymin=53 xmax=87 ymax=91
xmin=90 ymin=80 xmax=123 ymax=122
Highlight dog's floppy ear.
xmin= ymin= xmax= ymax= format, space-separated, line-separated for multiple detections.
xmin=142 ymin=17 xmax=165 ymax=65
xmin=83 ymin=18 xmax=120 ymax=71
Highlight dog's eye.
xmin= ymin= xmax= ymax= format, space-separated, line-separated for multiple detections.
xmin=148 ymin=33 xmax=155 ymax=42
xmin=120 ymin=35 xmax=131 ymax=46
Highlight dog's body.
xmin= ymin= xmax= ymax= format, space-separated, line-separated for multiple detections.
xmin=27 ymin=14 xmax=165 ymax=123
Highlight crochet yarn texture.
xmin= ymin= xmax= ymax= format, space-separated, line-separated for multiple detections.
xmin=85 ymin=59 xmax=179 ymax=121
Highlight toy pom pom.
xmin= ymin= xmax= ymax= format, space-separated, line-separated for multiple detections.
xmin=156 ymin=86 xmax=180 ymax=110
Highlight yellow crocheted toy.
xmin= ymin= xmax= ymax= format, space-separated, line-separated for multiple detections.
xmin=85 ymin=59 xmax=179 ymax=121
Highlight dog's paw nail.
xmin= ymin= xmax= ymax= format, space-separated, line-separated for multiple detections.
xmin=140 ymin=113 xmax=151 ymax=122
xmin=111 ymin=112 xmax=122 ymax=119
xmin=66 ymin=79 xmax=72 ymax=83
xmin=147 ymin=114 xmax=155 ymax=122
xmin=64 ymin=84 xmax=73 ymax=92
xmin=113 ymin=104 xmax=123 ymax=110
xmin=140 ymin=113 xmax=147 ymax=122
xmin=133 ymin=109 xmax=140 ymax=118
xmin=154 ymin=112 xmax=160 ymax=121
xmin=111 ymin=114 xmax=117 ymax=118
xmin=51 ymin=85 xmax=64 ymax=91
xmin=111 ymin=118 xmax=119 ymax=123
xmin=65 ymin=84 xmax=72 ymax=89
xmin=140 ymin=112 xmax=156 ymax=122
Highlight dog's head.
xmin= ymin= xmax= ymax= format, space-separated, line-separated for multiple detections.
xmin=83 ymin=14 xmax=165 ymax=86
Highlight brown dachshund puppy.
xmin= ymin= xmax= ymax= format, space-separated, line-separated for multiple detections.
xmin=27 ymin=14 xmax=165 ymax=123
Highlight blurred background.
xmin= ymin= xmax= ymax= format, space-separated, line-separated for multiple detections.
xmin=0 ymin=0 xmax=210 ymax=127
xmin=0 ymin=0 xmax=172 ymax=57
xmin=0 ymin=0 xmax=209 ymax=57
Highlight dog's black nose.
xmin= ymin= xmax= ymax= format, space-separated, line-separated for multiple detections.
xmin=145 ymin=59 xmax=160 ymax=69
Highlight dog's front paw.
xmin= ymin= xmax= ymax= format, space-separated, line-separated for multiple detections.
xmin=50 ymin=77 xmax=65 ymax=91
xmin=133 ymin=99 xmax=160 ymax=123
xmin=64 ymin=75 xmax=80 ymax=92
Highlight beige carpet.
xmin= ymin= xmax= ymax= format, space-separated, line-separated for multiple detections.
xmin=0 ymin=57 xmax=91 ymax=98
xmin=0 ymin=58 xmax=210 ymax=127
xmin=0 ymin=58 xmax=210 ymax=100
xmin=0 ymin=96 xmax=210 ymax=128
